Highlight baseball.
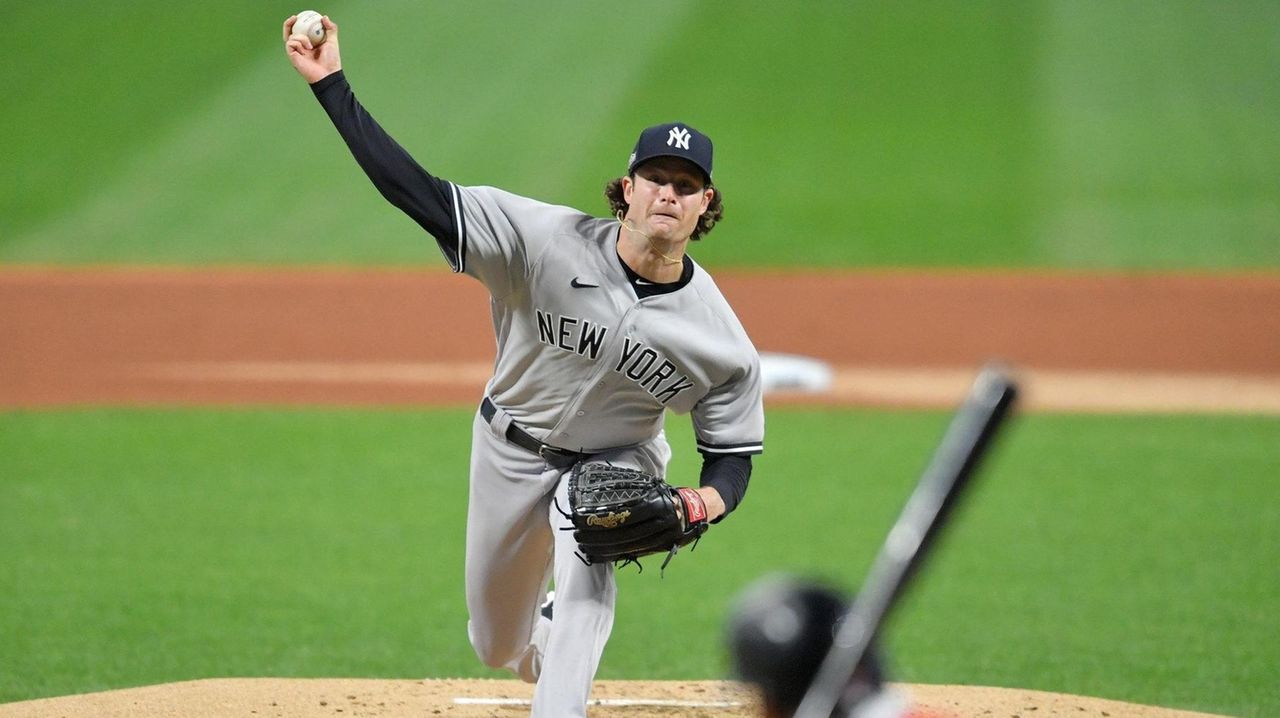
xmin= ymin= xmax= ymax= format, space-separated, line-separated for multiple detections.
xmin=291 ymin=10 xmax=326 ymax=46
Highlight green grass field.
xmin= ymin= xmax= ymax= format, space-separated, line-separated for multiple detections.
xmin=2 ymin=409 xmax=1277 ymax=716
xmin=4 ymin=1 xmax=1278 ymax=268
xmin=4 ymin=2 xmax=1278 ymax=716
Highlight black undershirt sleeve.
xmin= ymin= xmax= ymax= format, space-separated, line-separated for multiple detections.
xmin=699 ymin=453 xmax=752 ymax=522
xmin=309 ymin=71 xmax=458 ymax=251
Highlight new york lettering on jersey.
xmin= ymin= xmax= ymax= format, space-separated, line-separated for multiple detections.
xmin=533 ymin=308 xmax=696 ymax=406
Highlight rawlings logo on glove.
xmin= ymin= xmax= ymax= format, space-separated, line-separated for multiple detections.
xmin=586 ymin=510 xmax=631 ymax=528
xmin=566 ymin=462 xmax=709 ymax=571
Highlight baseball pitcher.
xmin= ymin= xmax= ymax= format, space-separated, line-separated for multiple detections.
xmin=284 ymin=15 xmax=765 ymax=717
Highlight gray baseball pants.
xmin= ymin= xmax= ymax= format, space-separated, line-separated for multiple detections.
xmin=464 ymin=403 xmax=669 ymax=717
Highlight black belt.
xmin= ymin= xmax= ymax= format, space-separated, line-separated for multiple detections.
xmin=480 ymin=397 xmax=589 ymax=469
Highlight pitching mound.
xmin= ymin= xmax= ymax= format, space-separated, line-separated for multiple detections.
xmin=0 ymin=678 xmax=1227 ymax=718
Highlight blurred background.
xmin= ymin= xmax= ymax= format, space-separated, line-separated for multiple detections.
xmin=4 ymin=0 xmax=1277 ymax=268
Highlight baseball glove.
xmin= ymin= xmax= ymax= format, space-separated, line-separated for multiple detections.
xmin=566 ymin=461 xmax=709 ymax=570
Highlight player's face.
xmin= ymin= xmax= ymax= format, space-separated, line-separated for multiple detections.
xmin=623 ymin=157 xmax=713 ymax=242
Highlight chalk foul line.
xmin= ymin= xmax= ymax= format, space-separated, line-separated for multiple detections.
xmin=453 ymin=696 xmax=742 ymax=707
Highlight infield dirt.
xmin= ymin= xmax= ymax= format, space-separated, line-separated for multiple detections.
xmin=2 ymin=268 xmax=1277 ymax=412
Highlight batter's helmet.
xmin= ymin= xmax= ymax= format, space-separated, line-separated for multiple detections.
xmin=727 ymin=574 xmax=889 ymax=717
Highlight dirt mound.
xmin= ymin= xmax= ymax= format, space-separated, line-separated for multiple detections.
xmin=0 ymin=678 xmax=1227 ymax=718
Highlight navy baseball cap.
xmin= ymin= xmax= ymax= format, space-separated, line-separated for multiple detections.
xmin=627 ymin=122 xmax=714 ymax=183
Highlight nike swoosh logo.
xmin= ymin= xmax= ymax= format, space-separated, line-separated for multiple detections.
xmin=634 ymin=279 xmax=657 ymax=286
xmin=570 ymin=277 xmax=599 ymax=289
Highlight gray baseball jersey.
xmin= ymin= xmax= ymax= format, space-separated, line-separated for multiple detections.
xmin=452 ymin=185 xmax=764 ymax=455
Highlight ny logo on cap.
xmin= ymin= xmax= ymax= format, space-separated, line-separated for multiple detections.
xmin=667 ymin=126 xmax=691 ymax=150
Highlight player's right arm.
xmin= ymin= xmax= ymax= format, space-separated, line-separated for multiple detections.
xmin=308 ymin=72 xmax=459 ymax=254
xmin=283 ymin=16 xmax=462 ymax=268
xmin=284 ymin=16 xmax=578 ymax=301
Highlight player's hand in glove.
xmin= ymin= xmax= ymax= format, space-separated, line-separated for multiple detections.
xmin=566 ymin=462 xmax=710 ymax=571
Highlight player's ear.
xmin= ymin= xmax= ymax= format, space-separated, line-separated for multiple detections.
xmin=621 ymin=175 xmax=634 ymax=204
xmin=697 ymin=186 xmax=713 ymax=215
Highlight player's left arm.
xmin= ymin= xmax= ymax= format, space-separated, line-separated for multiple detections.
xmin=691 ymin=348 xmax=765 ymax=523
xmin=697 ymin=454 xmax=752 ymax=522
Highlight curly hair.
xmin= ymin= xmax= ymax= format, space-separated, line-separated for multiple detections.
xmin=604 ymin=176 xmax=724 ymax=241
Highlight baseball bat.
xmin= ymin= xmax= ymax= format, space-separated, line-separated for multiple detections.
xmin=792 ymin=365 xmax=1019 ymax=718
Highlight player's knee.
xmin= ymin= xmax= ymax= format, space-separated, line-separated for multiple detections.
xmin=468 ymin=624 xmax=519 ymax=668
xmin=472 ymin=639 xmax=512 ymax=669
xmin=468 ymin=620 xmax=543 ymax=681
xmin=473 ymin=640 xmax=541 ymax=682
